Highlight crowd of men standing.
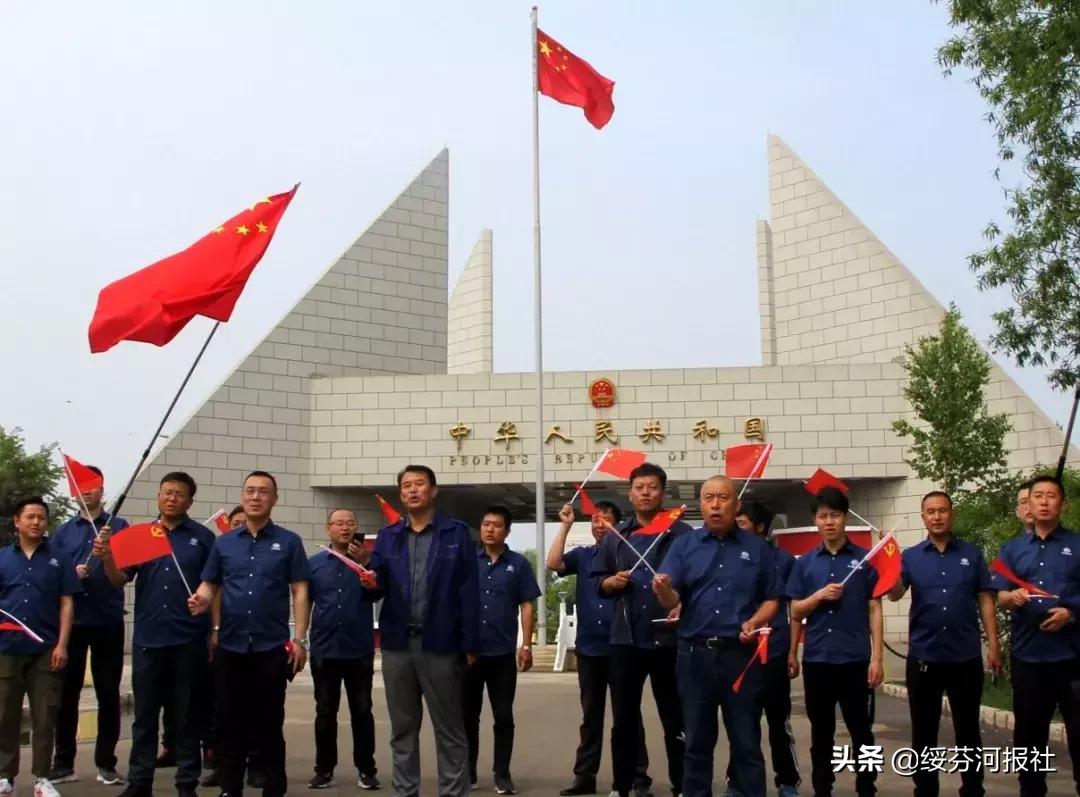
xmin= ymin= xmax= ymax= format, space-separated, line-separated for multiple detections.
xmin=1 ymin=461 xmax=1080 ymax=797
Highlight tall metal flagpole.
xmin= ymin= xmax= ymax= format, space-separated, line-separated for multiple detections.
xmin=531 ymin=6 xmax=547 ymax=645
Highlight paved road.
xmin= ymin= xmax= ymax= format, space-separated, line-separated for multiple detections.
xmin=44 ymin=670 xmax=1075 ymax=796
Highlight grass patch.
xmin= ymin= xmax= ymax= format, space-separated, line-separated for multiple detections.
xmin=981 ymin=679 xmax=1012 ymax=711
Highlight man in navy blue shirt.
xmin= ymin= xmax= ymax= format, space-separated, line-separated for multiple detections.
xmin=729 ymin=501 xmax=800 ymax=797
xmin=993 ymin=474 xmax=1080 ymax=797
xmin=187 ymin=470 xmax=310 ymax=797
xmin=49 ymin=465 xmax=128 ymax=787
xmin=94 ymin=471 xmax=215 ymax=797
xmin=591 ymin=462 xmax=691 ymax=797
xmin=548 ymin=501 xmax=652 ymax=797
xmin=886 ymin=490 xmax=1000 ymax=797
xmin=786 ymin=487 xmax=883 ymax=797
xmin=654 ymin=477 xmax=779 ymax=797
xmin=0 ymin=497 xmax=80 ymax=797
xmin=305 ymin=508 xmax=379 ymax=791
xmin=464 ymin=506 xmax=540 ymax=795
xmin=365 ymin=465 xmax=479 ymax=797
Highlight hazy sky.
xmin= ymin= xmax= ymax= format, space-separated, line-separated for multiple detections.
xmin=2 ymin=1 xmax=1068 ymax=507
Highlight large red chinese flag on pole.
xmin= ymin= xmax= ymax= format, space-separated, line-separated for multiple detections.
xmin=88 ymin=185 xmax=299 ymax=353
xmin=537 ymin=29 xmax=615 ymax=129
xmin=109 ymin=522 xmax=173 ymax=569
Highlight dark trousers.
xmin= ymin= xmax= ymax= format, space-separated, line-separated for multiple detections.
xmin=679 ymin=640 xmax=765 ymax=797
xmin=726 ymin=655 xmax=800 ymax=790
xmin=464 ymin=653 xmax=517 ymax=780
xmin=609 ymin=645 xmax=683 ymax=796
xmin=1012 ymin=656 xmax=1080 ymax=797
xmin=906 ymin=656 xmax=984 ymax=797
xmin=161 ymin=660 xmax=214 ymax=756
xmin=217 ymin=647 xmax=289 ymax=797
xmin=0 ymin=653 xmax=61 ymax=781
xmin=312 ymin=655 xmax=377 ymax=778
xmin=803 ymin=660 xmax=876 ymax=797
xmin=574 ymin=653 xmax=650 ymax=787
xmin=54 ymin=623 xmax=124 ymax=771
xmin=128 ymin=640 xmax=207 ymax=790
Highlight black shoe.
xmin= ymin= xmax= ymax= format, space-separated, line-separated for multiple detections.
xmin=47 ymin=768 xmax=76 ymax=785
xmin=178 ymin=790 xmax=198 ymax=797
xmin=200 ymin=770 xmax=221 ymax=788
xmin=309 ymin=772 xmax=335 ymax=789
xmin=247 ymin=770 xmax=267 ymax=789
xmin=155 ymin=748 xmax=177 ymax=768
xmin=358 ymin=773 xmax=381 ymax=790
xmin=495 ymin=776 xmax=518 ymax=795
xmin=117 ymin=786 xmax=151 ymax=797
xmin=561 ymin=778 xmax=598 ymax=795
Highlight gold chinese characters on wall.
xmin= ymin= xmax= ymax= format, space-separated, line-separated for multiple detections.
xmin=449 ymin=418 xmax=766 ymax=449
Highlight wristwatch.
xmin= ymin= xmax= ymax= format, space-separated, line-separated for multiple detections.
xmin=212 ymin=625 xmax=220 ymax=632
xmin=521 ymin=645 xmax=531 ymax=651
xmin=292 ymin=637 xmax=308 ymax=650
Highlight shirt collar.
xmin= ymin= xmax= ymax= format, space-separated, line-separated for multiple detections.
xmin=921 ymin=534 xmax=958 ymax=552
xmin=1027 ymin=525 xmax=1067 ymax=543
xmin=239 ymin=521 xmax=276 ymax=539
xmin=12 ymin=537 xmax=50 ymax=556
xmin=695 ymin=525 xmax=744 ymax=543
xmin=814 ymin=538 xmax=856 ymax=557
xmin=479 ymin=545 xmax=512 ymax=562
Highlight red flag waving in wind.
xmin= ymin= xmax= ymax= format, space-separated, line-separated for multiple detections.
xmin=725 ymin=443 xmax=772 ymax=480
xmin=537 ymin=29 xmax=615 ymax=129
xmin=207 ymin=509 xmax=231 ymax=534
xmin=109 ymin=522 xmax=173 ymax=569
xmin=596 ymin=449 xmax=647 ymax=480
xmin=376 ymin=495 xmax=402 ymax=525
xmin=63 ymin=454 xmax=102 ymax=497
xmin=805 ymin=468 xmax=850 ymax=496
xmin=636 ymin=506 xmax=687 ymax=536
xmin=733 ymin=629 xmax=770 ymax=693
xmin=990 ymin=558 xmax=1057 ymax=598
xmin=865 ymin=532 xmax=902 ymax=598
xmin=88 ymin=185 xmax=299 ymax=353
xmin=577 ymin=484 xmax=598 ymax=516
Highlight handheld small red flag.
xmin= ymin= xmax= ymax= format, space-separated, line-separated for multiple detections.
xmin=63 ymin=454 xmax=102 ymax=497
xmin=0 ymin=608 xmax=45 ymax=644
xmin=867 ymin=533 xmax=902 ymax=598
xmin=88 ymin=185 xmax=298 ymax=353
xmin=536 ymin=29 xmax=615 ymax=129
xmin=207 ymin=509 xmax=231 ymax=534
xmin=596 ymin=449 xmax=647 ymax=480
xmin=636 ymin=506 xmax=687 ymax=536
xmin=725 ymin=444 xmax=771 ymax=479
xmin=109 ymin=522 xmax=173 ymax=569
xmin=733 ymin=629 xmax=771 ymax=693
xmin=990 ymin=558 xmax=1057 ymax=598
xmin=805 ymin=468 xmax=850 ymax=496
xmin=375 ymin=495 xmax=402 ymax=525
xmin=577 ymin=484 xmax=598 ymax=516
xmin=320 ymin=545 xmax=377 ymax=587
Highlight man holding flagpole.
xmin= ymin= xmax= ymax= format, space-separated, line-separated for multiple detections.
xmin=592 ymin=463 xmax=690 ymax=797
xmin=0 ymin=497 xmax=80 ymax=797
xmin=93 ymin=472 xmax=214 ymax=797
xmin=49 ymin=466 xmax=128 ymax=787
xmin=785 ymin=487 xmax=883 ymax=797
xmin=653 ymin=476 xmax=779 ymax=797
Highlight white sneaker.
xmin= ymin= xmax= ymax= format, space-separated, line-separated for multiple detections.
xmin=0 ymin=778 xmax=13 ymax=795
xmin=34 ymin=779 xmax=61 ymax=797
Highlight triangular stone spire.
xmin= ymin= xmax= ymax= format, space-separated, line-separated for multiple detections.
xmin=448 ymin=230 xmax=493 ymax=374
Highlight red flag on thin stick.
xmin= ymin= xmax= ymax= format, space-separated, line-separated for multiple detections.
xmin=207 ymin=509 xmax=231 ymax=534
xmin=725 ymin=444 xmax=771 ymax=479
xmin=596 ymin=449 xmax=647 ymax=480
xmin=88 ymin=185 xmax=298 ymax=353
xmin=536 ymin=29 xmax=615 ymax=129
xmin=63 ymin=454 xmax=102 ymax=497
xmin=868 ymin=533 xmax=902 ymax=598
xmin=990 ymin=558 xmax=1057 ymax=598
xmin=109 ymin=522 xmax=173 ymax=569
xmin=376 ymin=495 xmax=402 ymax=525
xmin=577 ymin=484 xmax=598 ymax=516
xmin=805 ymin=468 xmax=850 ymax=496
xmin=733 ymin=629 xmax=770 ymax=693
xmin=636 ymin=506 xmax=687 ymax=536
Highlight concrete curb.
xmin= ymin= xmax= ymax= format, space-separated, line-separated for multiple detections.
xmin=881 ymin=682 xmax=1065 ymax=744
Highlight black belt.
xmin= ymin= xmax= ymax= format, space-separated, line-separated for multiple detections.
xmin=406 ymin=624 xmax=424 ymax=636
xmin=688 ymin=636 xmax=741 ymax=650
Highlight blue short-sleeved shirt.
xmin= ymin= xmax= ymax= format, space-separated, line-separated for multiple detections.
xmin=50 ymin=512 xmax=129 ymax=626
xmin=559 ymin=544 xmax=614 ymax=657
xmin=992 ymin=526 xmax=1080 ymax=663
xmin=768 ymin=544 xmax=796 ymax=660
xmin=0 ymin=539 xmax=82 ymax=656
xmin=662 ymin=526 xmax=778 ymax=641
xmin=590 ymin=516 xmax=693 ymax=649
xmin=200 ymin=521 xmax=310 ymax=654
xmin=784 ymin=539 xmax=878 ymax=664
xmin=125 ymin=517 xmax=215 ymax=648
xmin=902 ymin=536 xmax=995 ymax=663
xmin=309 ymin=549 xmax=375 ymax=659
xmin=477 ymin=547 xmax=542 ymax=657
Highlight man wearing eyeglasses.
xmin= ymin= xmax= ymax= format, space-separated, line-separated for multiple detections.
xmin=186 ymin=471 xmax=310 ymax=797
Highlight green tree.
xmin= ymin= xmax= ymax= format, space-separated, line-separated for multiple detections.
xmin=938 ymin=1 xmax=1080 ymax=389
xmin=0 ymin=427 xmax=72 ymax=544
xmin=892 ymin=305 xmax=1011 ymax=494
xmin=521 ymin=549 xmax=576 ymax=643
